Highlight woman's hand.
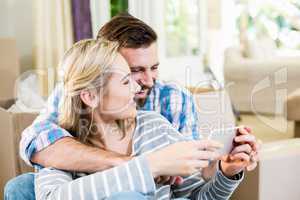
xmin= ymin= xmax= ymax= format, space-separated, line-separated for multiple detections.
xmin=146 ymin=140 xmax=222 ymax=177
xmin=155 ymin=176 xmax=185 ymax=185
xmin=220 ymin=126 xmax=260 ymax=177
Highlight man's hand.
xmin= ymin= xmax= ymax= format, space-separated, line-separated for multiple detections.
xmin=220 ymin=126 xmax=260 ymax=177
xmin=31 ymin=137 xmax=132 ymax=173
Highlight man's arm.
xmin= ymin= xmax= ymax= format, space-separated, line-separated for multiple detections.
xmin=31 ymin=137 xmax=130 ymax=173
xmin=20 ymin=84 xmax=129 ymax=172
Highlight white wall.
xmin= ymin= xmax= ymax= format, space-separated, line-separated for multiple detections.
xmin=0 ymin=0 xmax=34 ymax=73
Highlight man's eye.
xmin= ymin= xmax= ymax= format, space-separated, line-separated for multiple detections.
xmin=131 ymin=69 xmax=141 ymax=73
xmin=123 ymin=80 xmax=129 ymax=85
xmin=151 ymin=66 xmax=158 ymax=71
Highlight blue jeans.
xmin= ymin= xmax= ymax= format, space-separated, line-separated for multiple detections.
xmin=4 ymin=173 xmax=188 ymax=200
xmin=4 ymin=173 xmax=35 ymax=200
xmin=4 ymin=174 xmax=145 ymax=200
xmin=106 ymin=192 xmax=148 ymax=200
xmin=106 ymin=192 xmax=188 ymax=200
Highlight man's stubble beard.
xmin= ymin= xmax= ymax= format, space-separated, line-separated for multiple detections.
xmin=135 ymin=79 xmax=156 ymax=108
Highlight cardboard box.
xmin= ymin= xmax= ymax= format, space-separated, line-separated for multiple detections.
xmin=0 ymin=100 xmax=37 ymax=197
xmin=0 ymin=38 xmax=38 ymax=198
xmin=231 ymin=139 xmax=300 ymax=200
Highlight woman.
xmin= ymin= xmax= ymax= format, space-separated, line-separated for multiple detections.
xmin=35 ymin=39 xmax=243 ymax=200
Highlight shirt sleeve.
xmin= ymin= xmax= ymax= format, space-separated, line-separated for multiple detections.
xmin=35 ymin=155 xmax=156 ymax=200
xmin=161 ymin=86 xmax=200 ymax=140
xmin=171 ymin=163 xmax=243 ymax=200
xmin=19 ymin=84 xmax=73 ymax=167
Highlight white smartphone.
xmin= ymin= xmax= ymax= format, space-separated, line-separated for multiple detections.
xmin=207 ymin=126 xmax=240 ymax=156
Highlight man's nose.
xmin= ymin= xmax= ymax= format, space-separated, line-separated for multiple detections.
xmin=141 ymin=70 xmax=154 ymax=87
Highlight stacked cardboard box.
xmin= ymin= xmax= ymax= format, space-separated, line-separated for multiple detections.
xmin=0 ymin=38 xmax=37 ymax=198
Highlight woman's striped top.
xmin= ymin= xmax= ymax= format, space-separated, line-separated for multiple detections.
xmin=35 ymin=111 xmax=242 ymax=200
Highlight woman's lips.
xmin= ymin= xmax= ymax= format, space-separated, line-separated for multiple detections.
xmin=135 ymin=89 xmax=147 ymax=96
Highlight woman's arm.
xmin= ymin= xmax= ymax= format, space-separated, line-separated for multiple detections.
xmin=171 ymin=162 xmax=243 ymax=200
xmin=152 ymin=113 xmax=244 ymax=199
xmin=35 ymin=155 xmax=156 ymax=200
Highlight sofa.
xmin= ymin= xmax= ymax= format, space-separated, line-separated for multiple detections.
xmin=224 ymin=45 xmax=300 ymax=114
xmin=286 ymin=88 xmax=300 ymax=137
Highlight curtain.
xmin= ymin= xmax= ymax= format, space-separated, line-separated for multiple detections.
xmin=71 ymin=0 xmax=93 ymax=42
xmin=90 ymin=0 xmax=110 ymax=38
xmin=33 ymin=0 xmax=74 ymax=96
xmin=128 ymin=0 xmax=166 ymax=62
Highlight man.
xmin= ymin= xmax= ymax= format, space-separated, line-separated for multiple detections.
xmin=5 ymin=13 xmax=259 ymax=200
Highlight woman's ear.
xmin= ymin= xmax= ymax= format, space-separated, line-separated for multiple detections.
xmin=80 ymin=90 xmax=99 ymax=108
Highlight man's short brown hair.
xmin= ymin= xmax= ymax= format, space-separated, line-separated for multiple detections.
xmin=97 ymin=13 xmax=157 ymax=48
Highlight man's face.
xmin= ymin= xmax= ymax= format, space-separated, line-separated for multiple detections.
xmin=120 ymin=43 xmax=159 ymax=105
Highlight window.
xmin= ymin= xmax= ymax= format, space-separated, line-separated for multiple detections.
xmin=159 ymin=0 xmax=206 ymax=86
xmin=92 ymin=0 xmax=207 ymax=85
xmin=235 ymin=0 xmax=300 ymax=50
xmin=165 ymin=0 xmax=201 ymax=57
xmin=90 ymin=0 xmax=128 ymax=37
xmin=110 ymin=0 xmax=128 ymax=17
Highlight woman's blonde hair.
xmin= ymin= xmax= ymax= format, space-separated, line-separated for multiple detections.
xmin=58 ymin=38 xmax=120 ymax=144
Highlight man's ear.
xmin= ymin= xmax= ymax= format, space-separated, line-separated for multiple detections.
xmin=80 ymin=90 xmax=99 ymax=108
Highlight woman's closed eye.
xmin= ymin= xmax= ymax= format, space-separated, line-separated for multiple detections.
xmin=121 ymin=73 xmax=131 ymax=85
xmin=123 ymin=79 xmax=130 ymax=85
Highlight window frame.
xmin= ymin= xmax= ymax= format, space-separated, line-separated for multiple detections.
xmin=129 ymin=0 xmax=207 ymax=85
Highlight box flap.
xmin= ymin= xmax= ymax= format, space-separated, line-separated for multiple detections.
xmin=0 ymin=106 xmax=17 ymax=194
xmin=12 ymin=113 xmax=37 ymax=174
xmin=0 ymin=99 xmax=15 ymax=110
xmin=0 ymin=38 xmax=20 ymax=102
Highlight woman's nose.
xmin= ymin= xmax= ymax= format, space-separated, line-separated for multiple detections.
xmin=131 ymin=79 xmax=141 ymax=93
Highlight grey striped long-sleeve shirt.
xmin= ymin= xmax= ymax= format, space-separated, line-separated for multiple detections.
xmin=35 ymin=111 xmax=243 ymax=200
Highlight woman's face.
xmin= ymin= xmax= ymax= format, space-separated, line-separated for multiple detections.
xmin=98 ymin=53 xmax=140 ymax=120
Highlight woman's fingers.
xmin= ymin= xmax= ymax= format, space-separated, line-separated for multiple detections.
xmin=246 ymin=162 xmax=257 ymax=171
xmin=231 ymin=152 xmax=250 ymax=162
xmin=237 ymin=126 xmax=251 ymax=135
xmin=251 ymin=153 xmax=259 ymax=163
xmin=191 ymin=160 xmax=210 ymax=170
xmin=234 ymin=134 xmax=256 ymax=144
xmin=244 ymin=126 xmax=252 ymax=133
xmin=193 ymin=150 xmax=220 ymax=161
xmin=231 ymin=143 xmax=252 ymax=155
xmin=177 ymin=160 xmax=210 ymax=175
xmin=194 ymin=140 xmax=223 ymax=150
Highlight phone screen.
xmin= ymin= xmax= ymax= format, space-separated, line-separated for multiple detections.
xmin=207 ymin=127 xmax=239 ymax=155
